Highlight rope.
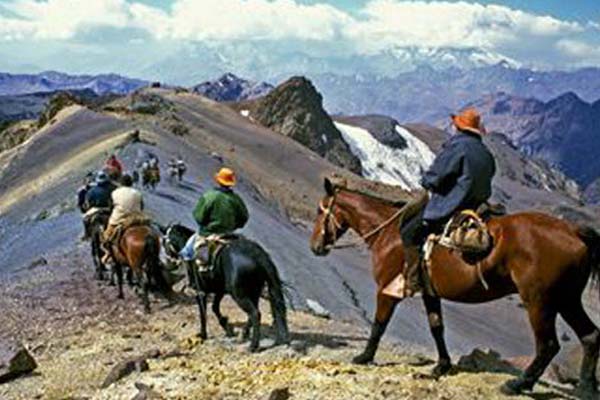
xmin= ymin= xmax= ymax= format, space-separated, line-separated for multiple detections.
xmin=325 ymin=203 xmax=408 ymax=250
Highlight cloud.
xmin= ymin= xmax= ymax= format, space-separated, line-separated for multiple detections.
xmin=0 ymin=0 xmax=598 ymax=70
xmin=344 ymin=1 xmax=583 ymax=53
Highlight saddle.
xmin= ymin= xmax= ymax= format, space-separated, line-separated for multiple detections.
xmin=106 ymin=211 xmax=152 ymax=244
xmin=192 ymin=234 xmax=237 ymax=272
xmin=424 ymin=204 xmax=505 ymax=262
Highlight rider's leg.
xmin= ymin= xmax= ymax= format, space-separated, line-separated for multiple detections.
xmin=382 ymin=212 xmax=428 ymax=298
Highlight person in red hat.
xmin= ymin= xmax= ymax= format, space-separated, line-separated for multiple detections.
xmin=179 ymin=167 xmax=249 ymax=264
xmin=383 ymin=108 xmax=496 ymax=298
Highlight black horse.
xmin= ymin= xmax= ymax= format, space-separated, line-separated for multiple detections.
xmin=87 ymin=208 xmax=111 ymax=281
xmin=163 ymin=224 xmax=290 ymax=351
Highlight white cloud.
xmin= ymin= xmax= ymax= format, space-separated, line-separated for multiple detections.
xmin=0 ymin=0 xmax=598 ymax=69
xmin=344 ymin=1 xmax=583 ymax=53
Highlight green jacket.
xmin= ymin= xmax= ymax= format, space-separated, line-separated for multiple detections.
xmin=193 ymin=187 xmax=249 ymax=235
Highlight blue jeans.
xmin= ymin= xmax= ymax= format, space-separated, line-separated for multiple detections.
xmin=180 ymin=233 xmax=199 ymax=261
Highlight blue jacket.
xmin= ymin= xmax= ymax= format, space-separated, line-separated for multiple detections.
xmin=421 ymin=131 xmax=495 ymax=222
xmin=85 ymin=182 xmax=116 ymax=209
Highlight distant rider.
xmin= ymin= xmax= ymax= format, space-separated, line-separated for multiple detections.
xmin=101 ymin=174 xmax=144 ymax=264
xmin=382 ymin=108 xmax=496 ymax=298
xmin=180 ymin=167 xmax=249 ymax=267
xmin=105 ymin=154 xmax=124 ymax=179
xmin=82 ymin=171 xmax=117 ymax=240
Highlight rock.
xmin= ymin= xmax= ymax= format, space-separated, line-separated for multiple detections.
xmin=101 ymin=350 xmax=160 ymax=388
xmin=267 ymin=387 xmax=290 ymax=400
xmin=457 ymin=348 xmax=520 ymax=375
xmin=131 ymin=382 xmax=164 ymax=400
xmin=306 ymin=299 xmax=330 ymax=319
xmin=290 ymin=340 xmax=308 ymax=354
xmin=0 ymin=341 xmax=37 ymax=384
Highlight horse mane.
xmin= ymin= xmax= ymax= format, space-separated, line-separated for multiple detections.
xmin=328 ymin=174 xmax=416 ymax=208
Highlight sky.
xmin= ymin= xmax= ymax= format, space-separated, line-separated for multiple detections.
xmin=0 ymin=0 xmax=598 ymax=78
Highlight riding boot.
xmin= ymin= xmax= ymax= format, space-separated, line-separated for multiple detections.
xmin=382 ymin=246 xmax=422 ymax=299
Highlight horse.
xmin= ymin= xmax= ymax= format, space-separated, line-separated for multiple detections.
xmin=87 ymin=208 xmax=111 ymax=281
xmin=163 ymin=224 xmax=290 ymax=352
xmin=110 ymin=224 xmax=172 ymax=313
xmin=310 ymin=177 xmax=600 ymax=399
xmin=142 ymin=166 xmax=160 ymax=190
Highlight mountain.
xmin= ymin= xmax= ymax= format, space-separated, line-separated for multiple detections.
xmin=0 ymin=89 xmax=101 ymax=123
xmin=0 ymin=71 xmax=148 ymax=96
xmin=192 ymin=73 xmax=273 ymax=102
xmin=311 ymin=64 xmax=600 ymax=123
xmin=465 ymin=92 xmax=600 ymax=187
xmin=139 ymin=41 xmax=516 ymax=85
xmin=237 ymin=77 xmax=362 ymax=174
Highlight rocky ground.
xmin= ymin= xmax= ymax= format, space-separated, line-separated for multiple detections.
xmin=0 ymin=243 xmax=582 ymax=400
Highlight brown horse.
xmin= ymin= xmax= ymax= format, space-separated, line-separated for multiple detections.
xmin=310 ymin=178 xmax=600 ymax=398
xmin=111 ymin=224 xmax=171 ymax=313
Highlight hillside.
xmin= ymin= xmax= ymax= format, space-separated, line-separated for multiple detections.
xmin=463 ymin=92 xmax=600 ymax=187
xmin=0 ymin=88 xmax=598 ymax=398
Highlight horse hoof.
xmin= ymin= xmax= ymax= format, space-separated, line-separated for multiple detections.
xmin=431 ymin=360 xmax=452 ymax=378
xmin=500 ymin=379 xmax=531 ymax=396
xmin=352 ymin=352 xmax=374 ymax=365
xmin=118 ymin=294 xmax=124 ymax=300
xmin=248 ymin=345 xmax=260 ymax=353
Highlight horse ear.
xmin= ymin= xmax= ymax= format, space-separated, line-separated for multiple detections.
xmin=324 ymin=177 xmax=335 ymax=196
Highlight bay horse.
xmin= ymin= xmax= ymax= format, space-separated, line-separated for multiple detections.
xmin=142 ymin=166 xmax=160 ymax=190
xmin=110 ymin=224 xmax=172 ymax=313
xmin=310 ymin=178 xmax=600 ymax=398
xmin=163 ymin=224 xmax=290 ymax=352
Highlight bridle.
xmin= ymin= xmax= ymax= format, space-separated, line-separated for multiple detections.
xmin=318 ymin=189 xmax=408 ymax=250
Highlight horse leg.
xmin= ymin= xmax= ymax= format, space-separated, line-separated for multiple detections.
xmin=136 ymin=269 xmax=151 ymax=313
xmin=115 ymin=263 xmax=124 ymax=299
xmin=501 ymin=303 xmax=559 ymax=395
xmin=236 ymin=297 xmax=261 ymax=352
xmin=196 ymin=292 xmax=208 ymax=340
xmin=353 ymin=294 xmax=398 ymax=364
xmin=212 ymin=292 xmax=235 ymax=337
xmin=422 ymin=294 xmax=451 ymax=377
xmin=559 ymin=300 xmax=599 ymax=399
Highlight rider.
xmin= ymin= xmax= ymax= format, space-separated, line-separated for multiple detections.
xmin=382 ymin=108 xmax=496 ymax=298
xmin=101 ymin=174 xmax=144 ymax=264
xmin=82 ymin=171 xmax=117 ymax=240
xmin=180 ymin=167 xmax=249 ymax=267
xmin=105 ymin=154 xmax=124 ymax=177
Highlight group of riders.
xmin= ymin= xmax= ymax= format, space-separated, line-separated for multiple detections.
xmin=78 ymin=107 xmax=495 ymax=299
xmin=79 ymin=151 xmax=246 ymax=274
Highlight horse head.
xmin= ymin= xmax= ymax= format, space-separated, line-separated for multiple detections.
xmin=310 ymin=177 xmax=350 ymax=256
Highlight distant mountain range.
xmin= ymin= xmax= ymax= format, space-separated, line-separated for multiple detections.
xmin=467 ymin=91 xmax=600 ymax=187
xmin=0 ymin=71 xmax=147 ymax=96
xmin=311 ymin=64 xmax=600 ymax=123
xmin=192 ymin=73 xmax=273 ymax=102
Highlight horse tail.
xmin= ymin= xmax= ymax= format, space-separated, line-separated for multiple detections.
xmin=259 ymin=249 xmax=290 ymax=344
xmin=577 ymin=225 xmax=600 ymax=294
xmin=144 ymin=234 xmax=172 ymax=297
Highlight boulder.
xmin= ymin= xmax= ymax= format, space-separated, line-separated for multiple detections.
xmin=0 ymin=341 xmax=37 ymax=384
xmin=101 ymin=349 xmax=160 ymax=388
xmin=457 ymin=348 xmax=520 ymax=375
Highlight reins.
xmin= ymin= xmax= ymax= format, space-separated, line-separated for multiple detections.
xmin=320 ymin=189 xmax=409 ymax=250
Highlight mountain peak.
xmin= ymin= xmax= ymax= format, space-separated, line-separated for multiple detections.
xmin=192 ymin=73 xmax=273 ymax=102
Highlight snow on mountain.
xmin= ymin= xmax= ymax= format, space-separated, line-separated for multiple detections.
xmin=334 ymin=121 xmax=435 ymax=190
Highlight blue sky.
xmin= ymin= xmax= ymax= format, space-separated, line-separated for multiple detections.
xmin=0 ymin=0 xmax=598 ymax=78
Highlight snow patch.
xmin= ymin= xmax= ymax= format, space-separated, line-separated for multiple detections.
xmin=240 ymin=110 xmax=250 ymax=117
xmin=335 ymin=122 xmax=435 ymax=190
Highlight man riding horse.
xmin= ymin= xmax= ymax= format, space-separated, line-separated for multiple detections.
xmin=383 ymin=108 xmax=496 ymax=298
xmin=102 ymin=174 xmax=145 ymax=265
xmin=180 ymin=167 xmax=249 ymax=269
xmin=82 ymin=171 xmax=117 ymax=239
xmin=105 ymin=154 xmax=124 ymax=181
